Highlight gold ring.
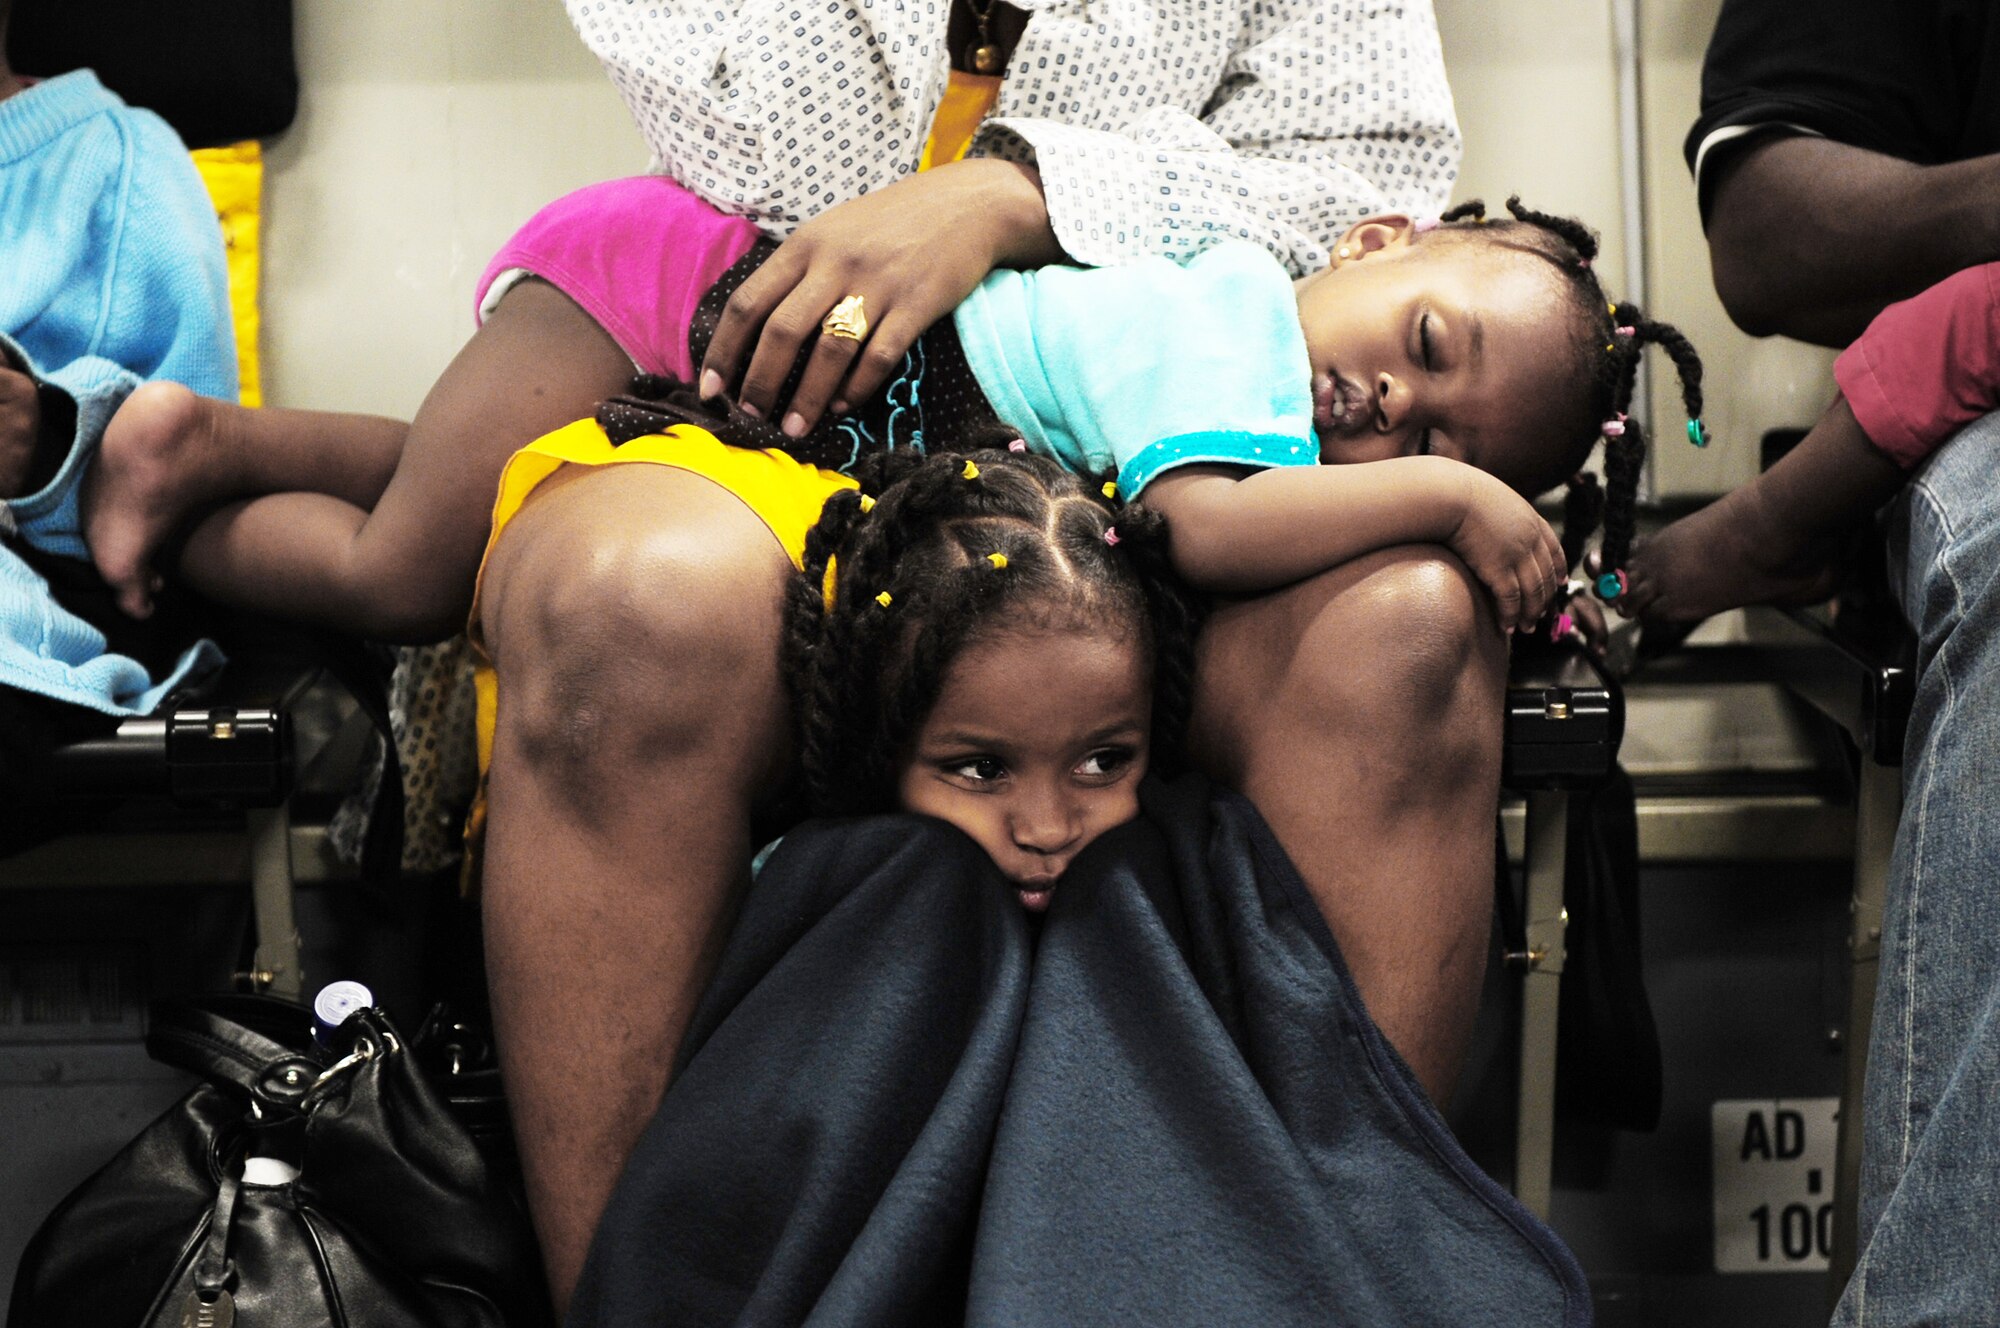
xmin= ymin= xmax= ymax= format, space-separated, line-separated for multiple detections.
xmin=821 ymin=294 xmax=869 ymax=342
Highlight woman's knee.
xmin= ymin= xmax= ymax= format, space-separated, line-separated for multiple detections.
xmin=1328 ymin=546 xmax=1502 ymax=702
xmin=483 ymin=496 xmax=792 ymax=782
xmin=1195 ymin=546 xmax=1504 ymax=767
xmin=1285 ymin=545 xmax=1501 ymax=708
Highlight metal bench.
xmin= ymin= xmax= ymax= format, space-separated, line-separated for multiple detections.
xmin=0 ymin=631 xmax=376 ymax=1001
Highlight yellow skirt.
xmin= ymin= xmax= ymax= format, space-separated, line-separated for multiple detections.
xmin=463 ymin=419 xmax=856 ymax=870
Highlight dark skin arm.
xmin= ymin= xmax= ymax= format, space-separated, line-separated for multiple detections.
xmin=1144 ymin=460 xmax=1566 ymax=631
xmin=699 ymin=156 xmax=1063 ymax=437
xmin=0 ymin=363 xmax=42 ymax=500
xmin=1707 ymin=135 xmax=2000 ymax=345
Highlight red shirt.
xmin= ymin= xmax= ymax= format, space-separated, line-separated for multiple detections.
xmin=1836 ymin=261 xmax=2000 ymax=469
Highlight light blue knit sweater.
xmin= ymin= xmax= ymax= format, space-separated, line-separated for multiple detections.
xmin=1 ymin=71 xmax=235 ymax=716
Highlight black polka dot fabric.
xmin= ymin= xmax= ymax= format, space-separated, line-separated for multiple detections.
xmin=597 ymin=238 xmax=1000 ymax=472
xmin=567 ymin=0 xmax=1459 ymax=276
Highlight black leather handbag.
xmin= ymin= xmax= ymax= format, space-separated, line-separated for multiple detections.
xmin=7 ymin=995 xmax=552 ymax=1328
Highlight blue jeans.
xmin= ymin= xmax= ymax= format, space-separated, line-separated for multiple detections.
xmin=1836 ymin=410 xmax=2000 ymax=1326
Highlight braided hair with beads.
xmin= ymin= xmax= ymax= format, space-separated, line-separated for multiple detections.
xmin=1426 ymin=196 xmax=1707 ymax=604
xmin=781 ymin=436 xmax=1204 ymax=818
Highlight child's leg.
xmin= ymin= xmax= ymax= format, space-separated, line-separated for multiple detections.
xmin=1621 ymin=395 xmax=1906 ymax=622
xmin=88 ymin=386 xmax=409 ymax=614
xmin=91 ymin=177 xmax=758 ymax=638
xmin=94 ymin=280 xmax=635 ymax=640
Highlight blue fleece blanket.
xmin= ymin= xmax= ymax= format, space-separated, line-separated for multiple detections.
xmin=571 ymin=775 xmax=1593 ymax=1327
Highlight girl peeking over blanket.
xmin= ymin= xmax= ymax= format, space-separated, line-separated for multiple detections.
xmin=83 ymin=182 xmax=1704 ymax=639
xmin=781 ymin=443 xmax=1200 ymax=911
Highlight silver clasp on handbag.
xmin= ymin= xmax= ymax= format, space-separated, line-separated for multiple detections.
xmin=298 ymin=1027 xmax=396 ymax=1109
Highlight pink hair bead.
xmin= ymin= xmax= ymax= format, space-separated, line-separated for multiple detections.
xmin=1007 ymin=438 xmax=1028 ymax=453
xmin=1103 ymin=527 xmax=1120 ymax=546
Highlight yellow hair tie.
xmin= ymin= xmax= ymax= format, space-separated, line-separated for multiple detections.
xmin=875 ymin=591 xmax=893 ymax=608
xmin=962 ymin=460 xmax=980 ymax=480
xmin=1605 ymin=344 xmax=1615 ymax=353
xmin=859 ymin=493 xmax=876 ymax=513
xmin=1608 ymin=301 xmax=1617 ymax=315
xmin=986 ymin=552 xmax=1008 ymax=569
xmin=1101 ymin=481 xmax=1118 ymax=499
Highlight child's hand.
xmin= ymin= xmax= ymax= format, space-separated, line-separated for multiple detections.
xmin=1446 ymin=470 xmax=1567 ymax=632
xmin=0 ymin=365 xmax=41 ymax=500
xmin=1560 ymin=586 xmax=1611 ymax=659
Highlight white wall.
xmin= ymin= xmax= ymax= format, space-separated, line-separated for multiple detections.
xmin=1436 ymin=1 xmax=1627 ymax=297
xmin=1436 ymin=0 xmax=1835 ymax=498
xmin=260 ymin=1 xmax=641 ymax=418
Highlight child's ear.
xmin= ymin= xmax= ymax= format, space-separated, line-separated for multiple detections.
xmin=1331 ymin=215 xmax=1417 ymax=265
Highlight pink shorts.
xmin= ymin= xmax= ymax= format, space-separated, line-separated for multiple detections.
xmin=474 ymin=176 xmax=762 ymax=382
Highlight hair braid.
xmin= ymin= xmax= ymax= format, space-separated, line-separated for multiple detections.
xmin=1502 ymin=194 xmax=1600 ymax=262
xmin=1597 ymin=422 xmax=1648 ymax=576
xmin=1113 ymin=503 xmax=1203 ymax=775
xmin=1637 ymin=315 xmax=1706 ymax=421
xmin=1586 ymin=305 xmax=1708 ymax=597
xmin=1560 ymin=473 xmax=1605 ymax=573
xmin=788 ymin=488 xmax=871 ymax=810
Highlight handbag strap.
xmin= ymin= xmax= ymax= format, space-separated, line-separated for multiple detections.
xmin=193 ymin=1174 xmax=241 ymax=1300
xmin=147 ymin=995 xmax=323 ymax=1109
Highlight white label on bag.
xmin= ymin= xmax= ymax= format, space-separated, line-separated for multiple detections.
xmin=241 ymin=1155 xmax=302 ymax=1186
xmin=1711 ymin=1097 xmax=1838 ymax=1272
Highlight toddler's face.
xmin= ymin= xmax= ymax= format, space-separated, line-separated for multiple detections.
xmin=1295 ymin=225 xmax=1579 ymax=494
xmin=896 ymin=621 xmax=1151 ymax=912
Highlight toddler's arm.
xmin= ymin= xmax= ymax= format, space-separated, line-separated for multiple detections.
xmin=1143 ymin=458 xmax=1565 ymax=630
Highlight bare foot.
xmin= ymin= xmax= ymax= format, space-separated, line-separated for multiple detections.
xmin=1619 ymin=481 xmax=1844 ymax=623
xmin=85 ymin=381 xmax=228 ymax=618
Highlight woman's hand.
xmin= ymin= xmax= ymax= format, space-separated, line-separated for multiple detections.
xmin=1446 ymin=470 xmax=1568 ymax=632
xmin=698 ymin=157 xmax=1063 ymax=438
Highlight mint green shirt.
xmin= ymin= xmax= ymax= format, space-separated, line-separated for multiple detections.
xmin=953 ymin=240 xmax=1318 ymax=497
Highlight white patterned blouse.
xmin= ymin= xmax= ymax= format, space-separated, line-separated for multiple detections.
xmin=565 ymin=0 xmax=1461 ymax=276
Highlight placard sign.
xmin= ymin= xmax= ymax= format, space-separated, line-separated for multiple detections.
xmin=1711 ymin=1097 xmax=1839 ymax=1273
